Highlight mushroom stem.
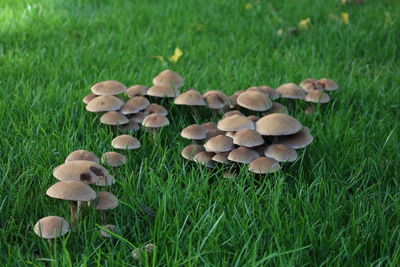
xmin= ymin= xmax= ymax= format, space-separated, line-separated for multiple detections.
xmin=191 ymin=106 xmax=201 ymax=120
xmin=101 ymin=211 xmax=106 ymax=222
xmin=69 ymin=200 xmax=78 ymax=227
xmin=152 ymin=128 xmax=159 ymax=142
xmin=287 ymin=99 xmax=296 ymax=113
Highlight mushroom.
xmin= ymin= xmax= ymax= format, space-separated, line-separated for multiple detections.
xmin=193 ymin=151 xmax=215 ymax=168
xmin=266 ymin=102 xmax=288 ymax=114
xmin=255 ymin=113 xmax=302 ymax=136
xmin=53 ymin=160 xmax=109 ymax=184
xmin=101 ymin=152 xmax=127 ymax=167
xmin=229 ymin=90 xmax=246 ymax=109
xmin=111 ymin=135 xmax=141 ymax=150
xmin=299 ymin=79 xmax=323 ymax=93
xmin=180 ymin=124 xmax=207 ymax=144
xmin=233 ymin=129 xmax=264 ymax=148
xmin=248 ymin=157 xmax=280 ymax=174
xmin=152 ymin=69 xmax=184 ymax=91
xmin=257 ymin=86 xmax=280 ymax=100
xmin=126 ymin=85 xmax=149 ymax=98
xmin=228 ymin=147 xmax=259 ymax=164
xmin=201 ymin=122 xmax=218 ymax=132
xmin=65 ymin=150 xmax=99 ymax=163
xmin=142 ymin=114 xmax=170 ymax=142
xmin=90 ymin=191 xmax=119 ymax=221
xmin=275 ymin=127 xmax=313 ymax=149
xmin=305 ymin=90 xmax=330 ymax=104
xmin=205 ymin=129 xmax=225 ymax=140
xmin=147 ymin=85 xmax=179 ymax=99
xmin=46 ymin=181 xmax=97 ymax=225
xmin=204 ymin=134 xmax=234 ymax=153
xmin=83 ymin=93 xmax=98 ymax=104
xmin=264 ymin=144 xmax=298 ymax=162
xmin=86 ymin=96 xmax=124 ymax=113
xmin=126 ymin=96 xmax=150 ymax=111
xmin=212 ymin=152 xmax=232 ymax=165
xmin=144 ymin=104 xmax=168 ymax=116
xmin=100 ymin=111 xmax=129 ymax=126
xmin=275 ymin=83 xmax=306 ymax=110
xmin=237 ymin=90 xmax=272 ymax=112
xmin=203 ymin=90 xmax=230 ymax=120
xmin=91 ymin=80 xmax=127 ymax=96
xmin=181 ymin=144 xmax=205 ymax=161
xmin=34 ymin=216 xmax=70 ymax=239
xmin=223 ymin=110 xmax=244 ymax=118
xmin=217 ymin=114 xmax=255 ymax=132
xmin=130 ymin=112 xmax=146 ymax=123
xmin=100 ymin=224 xmax=116 ymax=238
xmin=122 ymin=119 xmax=141 ymax=132
xmin=174 ymin=89 xmax=206 ymax=117
xmin=318 ymin=78 xmax=339 ymax=91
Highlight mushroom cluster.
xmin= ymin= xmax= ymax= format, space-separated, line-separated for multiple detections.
xmin=34 ymin=150 xmax=119 ymax=240
xmin=181 ymin=113 xmax=313 ymax=175
xmin=299 ymin=78 xmax=339 ymax=113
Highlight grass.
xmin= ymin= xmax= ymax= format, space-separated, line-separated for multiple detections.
xmin=0 ymin=0 xmax=399 ymax=265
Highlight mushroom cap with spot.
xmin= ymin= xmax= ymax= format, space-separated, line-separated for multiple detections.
xmin=212 ymin=152 xmax=232 ymax=164
xmin=83 ymin=93 xmax=98 ymax=104
xmin=181 ymin=144 xmax=205 ymax=160
xmin=122 ymin=120 xmax=140 ymax=132
xmin=204 ymin=134 xmax=234 ymax=153
xmin=144 ymin=104 xmax=168 ymax=116
xmin=233 ymin=129 xmax=264 ymax=147
xmin=102 ymin=152 xmax=127 ymax=167
xmin=223 ymin=110 xmax=243 ymax=118
xmin=46 ymin=181 xmax=97 ymax=201
xmin=142 ymin=114 xmax=169 ymax=128
xmin=201 ymin=122 xmax=218 ymax=132
xmin=248 ymin=157 xmax=280 ymax=174
xmin=228 ymin=147 xmax=259 ymax=164
xmin=91 ymin=80 xmax=127 ymax=96
xmin=34 ymin=216 xmax=70 ymax=239
xmin=258 ymin=86 xmax=280 ymax=100
xmin=111 ymin=135 xmax=141 ymax=150
xmin=276 ymin=127 xmax=313 ymax=149
xmin=147 ymin=85 xmax=179 ymax=98
xmin=300 ymin=79 xmax=323 ymax=93
xmin=86 ymin=96 xmax=124 ymax=112
xmin=275 ymin=83 xmax=306 ymax=99
xmin=193 ymin=151 xmax=215 ymax=168
xmin=126 ymin=85 xmax=149 ymax=98
xmin=181 ymin=124 xmax=207 ymax=140
xmin=267 ymin=102 xmax=288 ymax=114
xmin=91 ymin=191 xmax=119 ymax=210
xmin=264 ymin=144 xmax=298 ymax=162
xmin=203 ymin=90 xmax=230 ymax=109
xmin=217 ymin=114 xmax=255 ymax=132
xmin=152 ymin=69 xmax=184 ymax=90
xmin=100 ymin=224 xmax=116 ymax=238
xmin=174 ymin=89 xmax=206 ymax=106
xmin=319 ymin=78 xmax=339 ymax=91
xmin=126 ymin=96 xmax=150 ymax=111
xmin=53 ymin=160 xmax=109 ymax=184
xmin=305 ymin=90 xmax=330 ymax=103
xmin=65 ymin=150 xmax=99 ymax=163
xmin=100 ymin=111 xmax=129 ymax=125
xmin=256 ymin=113 xmax=302 ymax=136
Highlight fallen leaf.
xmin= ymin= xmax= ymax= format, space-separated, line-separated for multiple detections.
xmin=169 ymin=48 xmax=183 ymax=63
xmin=341 ymin=12 xmax=349 ymax=24
xmin=298 ymin=18 xmax=311 ymax=30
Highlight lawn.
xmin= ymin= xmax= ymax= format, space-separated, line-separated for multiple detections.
xmin=0 ymin=0 xmax=399 ymax=265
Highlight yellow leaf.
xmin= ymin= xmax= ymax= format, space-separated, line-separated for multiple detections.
xmin=151 ymin=56 xmax=164 ymax=62
xmin=341 ymin=0 xmax=349 ymax=4
xmin=298 ymin=18 xmax=311 ymax=30
xmin=341 ymin=12 xmax=349 ymax=24
xmin=169 ymin=48 xmax=183 ymax=63
xmin=244 ymin=3 xmax=253 ymax=10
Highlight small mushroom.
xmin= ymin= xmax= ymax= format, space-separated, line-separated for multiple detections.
xmin=256 ymin=113 xmax=302 ymax=136
xmin=204 ymin=134 xmax=234 ymax=153
xmin=111 ymin=135 xmax=141 ymax=150
xmin=233 ymin=129 xmax=264 ymax=148
xmin=181 ymin=124 xmax=207 ymax=143
xmin=275 ymin=127 xmax=313 ymax=149
xmin=174 ymin=89 xmax=206 ymax=117
xmin=228 ymin=147 xmax=259 ymax=164
xmin=142 ymin=114 xmax=170 ymax=142
xmin=264 ymin=144 xmax=298 ymax=162
xmin=83 ymin=93 xmax=98 ymax=104
xmin=181 ymin=144 xmax=205 ymax=161
xmin=126 ymin=85 xmax=149 ymax=98
xmin=91 ymin=80 xmax=127 ymax=96
xmin=152 ymin=69 xmax=184 ymax=91
xmin=237 ymin=90 xmax=272 ymax=112
xmin=248 ymin=157 xmax=280 ymax=174
xmin=144 ymin=104 xmax=168 ymax=116
xmin=318 ymin=78 xmax=339 ymax=91
xmin=203 ymin=90 xmax=230 ymax=119
xmin=102 ymin=152 xmax=127 ymax=167
xmin=217 ymin=114 xmax=255 ymax=132
xmin=299 ymin=79 xmax=324 ymax=93
xmin=65 ymin=150 xmax=99 ymax=163
xmin=34 ymin=216 xmax=70 ymax=239
xmin=86 ymin=96 xmax=124 ymax=113
xmin=100 ymin=111 xmax=129 ymax=126
xmin=100 ymin=224 xmax=116 ymax=238
xmin=193 ymin=151 xmax=215 ymax=168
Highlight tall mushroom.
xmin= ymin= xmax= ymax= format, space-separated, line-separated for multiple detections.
xmin=142 ymin=114 xmax=170 ymax=142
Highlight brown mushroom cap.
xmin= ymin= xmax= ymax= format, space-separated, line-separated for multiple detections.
xmin=223 ymin=110 xmax=244 ymax=118
xmin=268 ymin=102 xmax=288 ymax=114
xmin=264 ymin=144 xmax=298 ymax=162
xmin=142 ymin=114 xmax=169 ymax=128
xmin=122 ymin=119 xmax=140 ymax=132
xmin=256 ymin=113 xmax=302 ymax=136
xmin=144 ymin=104 xmax=168 ymax=116
xmin=237 ymin=90 xmax=272 ymax=111
xmin=101 ymin=152 xmax=127 ymax=167
xmin=300 ymin=79 xmax=323 ymax=93
xmin=181 ymin=124 xmax=207 ymax=140
xmin=276 ymin=83 xmax=306 ymax=99
xmin=258 ymin=86 xmax=280 ymax=100
xmin=212 ymin=152 xmax=232 ymax=164
xmin=91 ymin=191 xmax=119 ymax=210
xmin=174 ymin=89 xmax=206 ymax=106
xmin=126 ymin=96 xmax=150 ymax=111
xmin=91 ymin=80 xmax=127 ymax=96
xmin=152 ymin=69 xmax=184 ymax=90
xmin=83 ymin=93 xmax=98 ymax=104
xmin=193 ymin=151 xmax=215 ymax=168
xmin=305 ymin=90 xmax=330 ymax=103
xmin=111 ymin=135 xmax=141 ymax=150
xmin=100 ymin=224 xmax=116 ymax=238
xmin=233 ymin=129 xmax=264 ymax=147
xmin=217 ymin=114 xmax=255 ymax=132
xmin=181 ymin=144 xmax=205 ymax=160
xmin=248 ymin=157 xmax=280 ymax=174
xmin=228 ymin=147 xmax=259 ymax=164
xmin=100 ymin=111 xmax=129 ymax=125
xmin=276 ymin=127 xmax=313 ymax=149
xmin=204 ymin=134 xmax=234 ymax=153
xmin=65 ymin=150 xmax=99 ymax=163
xmin=46 ymin=181 xmax=97 ymax=201
xmin=126 ymin=85 xmax=149 ymax=98
xmin=120 ymin=103 xmax=140 ymax=115
xmin=318 ymin=78 xmax=339 ymax=91
xmin=201 ymin=122 xmax=218 ymax=132
xmin=34 ymin=216 xmax=70 ymax=239
xmin=247 ymin=115 xmax=259 ymax=123
xmin=206 ymin=129 xmax=226 ymax=140
xmin=130 ymin=112 xmax=146 ymax=123
xmin=203 ymin=90 xmax=230 ymax=109
xmin=147 ymin=85 xmax=178 ymax=98
xmin=53 ymin=160 xmax=109 ymax=184
xmin=86 ymin=96 xmax=124 ymax=112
